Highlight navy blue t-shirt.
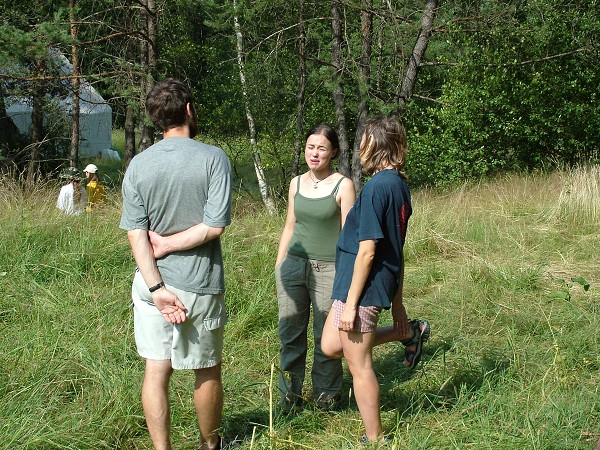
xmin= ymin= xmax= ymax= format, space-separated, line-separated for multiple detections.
xmin=331 ymin=169 xmax=412 ymax=308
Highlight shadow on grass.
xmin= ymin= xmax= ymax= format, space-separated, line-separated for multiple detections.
xmin=222 ymin=407 xmax=270 ymax=443
xmin=220 ymin=341 xmax=512 ymax=445
xmin=222 ymin=402 xmax=347 ymax=446
xmin=374 ymin=338 xmax=511 ymax=415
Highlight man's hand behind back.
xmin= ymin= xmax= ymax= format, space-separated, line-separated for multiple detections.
xmin=151 ymin=288 xmax=187 ymax=323
xmin=148 ymin=230 xmax=170 ymax=259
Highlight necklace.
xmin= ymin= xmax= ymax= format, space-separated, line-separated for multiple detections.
xmin=308 ymin=170 xmax=333 ymax=189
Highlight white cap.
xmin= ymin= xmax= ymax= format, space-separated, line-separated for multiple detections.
xmin=83 ymin=164 xmax=98 ymax=174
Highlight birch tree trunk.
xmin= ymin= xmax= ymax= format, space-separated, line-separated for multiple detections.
xmin=292 ymin=0 xmax=306 ymax=177
xmin=397 ymin=0 xmax=439 ymax=107
xmin=351 ymin=0 xmax=373 ymax=191
xmin=69 ymin=0 xmax=80 ymax=168
xmin=331 ymin=0 xmax=351 ymax=177
xmin=233 ymin=0 xmax=276 ymax=214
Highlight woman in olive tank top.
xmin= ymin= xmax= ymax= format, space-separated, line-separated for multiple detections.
xmin=275 ymin=124 xmax=355 ymax=413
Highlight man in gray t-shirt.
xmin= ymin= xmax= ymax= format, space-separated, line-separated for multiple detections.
xmin=120 ymin=78 xmax=232 ymax=450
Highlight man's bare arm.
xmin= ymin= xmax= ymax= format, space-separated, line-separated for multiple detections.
xmin=127 ymin=229 xmax=187 ymax=323
xmin=148 ymin=223 xmax=225 ymax=259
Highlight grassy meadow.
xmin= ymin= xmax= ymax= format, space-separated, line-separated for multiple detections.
xmin=0 ymin=165 xmax=598 ymax=449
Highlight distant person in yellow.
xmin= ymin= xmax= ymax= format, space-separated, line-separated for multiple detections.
xmin=83 ymin=163 xmax=105 ymax=211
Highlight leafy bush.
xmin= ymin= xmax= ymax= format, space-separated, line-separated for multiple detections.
xmin=405 ymin=0 xmax=600 ymax=188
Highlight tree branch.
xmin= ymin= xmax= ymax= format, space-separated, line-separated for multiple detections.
xmin=419 ymin=47 xmax=590 ymax=68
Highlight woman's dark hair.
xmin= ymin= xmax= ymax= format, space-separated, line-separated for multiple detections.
xmin=305 ymin=124 xmax=340 ymax=159
xmin=146 ymin=78 xmax=197 ymax=132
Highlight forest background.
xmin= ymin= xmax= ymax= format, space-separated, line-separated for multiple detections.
xmin=0 ymin=0 xmax=598 ymax=197
xmin=0 ymin=1 xmax=599 ymax=449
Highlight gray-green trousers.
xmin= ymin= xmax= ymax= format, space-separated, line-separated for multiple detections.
xmin=276 ymin=253 xmax=343 ymax=405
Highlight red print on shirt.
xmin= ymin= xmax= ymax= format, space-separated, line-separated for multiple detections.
xmin=398 ymin=203 xmax=410 ymax=240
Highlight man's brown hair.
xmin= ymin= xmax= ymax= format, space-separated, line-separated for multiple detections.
xmin=146 ymin=78 xmax=197 ymax=132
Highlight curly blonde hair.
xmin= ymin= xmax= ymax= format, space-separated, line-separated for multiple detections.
xmin=359 ymin=116 xmax=408 ymax=179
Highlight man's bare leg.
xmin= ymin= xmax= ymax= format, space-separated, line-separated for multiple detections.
xmin=195 ymin=363 xmax=223 ymax=450
xmin=142 ymin=359 xmax=174 ymax=450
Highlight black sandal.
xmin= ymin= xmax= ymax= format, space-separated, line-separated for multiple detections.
xmin=401 ymin=319 xmax=430 ymax=370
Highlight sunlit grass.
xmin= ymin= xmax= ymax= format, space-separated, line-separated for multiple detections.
xmin=0 ymin=167 xmax=598 ymax=449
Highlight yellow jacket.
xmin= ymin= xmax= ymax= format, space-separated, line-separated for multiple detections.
xmin=85 ymin=180 xmax=105 ymax=211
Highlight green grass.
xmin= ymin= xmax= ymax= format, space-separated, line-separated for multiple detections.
xmin=0 ymin=167 xmax=598 ymax=449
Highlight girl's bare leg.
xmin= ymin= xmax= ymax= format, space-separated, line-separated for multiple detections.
xmin=340 ymin=329 xmax=383 ymax=441
xmin=321 ymin=308 xmax=343 ymax=359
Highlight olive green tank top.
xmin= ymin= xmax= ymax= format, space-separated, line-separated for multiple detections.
xmin=287 ymin=176 xmax=345 ymax=262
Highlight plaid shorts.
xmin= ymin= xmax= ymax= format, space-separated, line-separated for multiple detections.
xmin=331 ymin=299 xmax=382 ymax=333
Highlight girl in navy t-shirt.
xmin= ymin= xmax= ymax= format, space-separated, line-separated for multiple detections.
xmin=321 ymin=116 xmax=431 ymax=445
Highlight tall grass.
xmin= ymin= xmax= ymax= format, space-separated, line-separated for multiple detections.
xmin=0 ymin=168 xmax=598 ymax=449
xmin=553 ymin=165 xmax=600 ymax=224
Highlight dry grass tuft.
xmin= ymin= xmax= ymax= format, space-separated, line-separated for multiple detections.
xmin=551 ymin=164 xmax=600 ymax=223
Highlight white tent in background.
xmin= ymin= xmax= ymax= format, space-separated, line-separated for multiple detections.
xmin=4 ymin=49 xmax=119 ymax=160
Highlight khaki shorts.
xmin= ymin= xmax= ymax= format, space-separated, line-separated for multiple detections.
xmin=131 ymin=270 xmax=227 ymax=369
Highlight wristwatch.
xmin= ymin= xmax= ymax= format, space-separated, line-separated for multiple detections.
xmin=149 ymin=281 xmax=165 ymax=293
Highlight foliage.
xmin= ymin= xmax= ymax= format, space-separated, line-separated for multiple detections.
xmin=547 ymin=276 xmax=590 ymax=301
xmin=151 ymin=1 xmax=246 ymax=134
xmin=1 ymin=0 xmax=600 ymax=188
xmin=1 ymin=168 xmax=599 ymax=448
xmin=405 ymin=0 xmax=600 ymax=187
xmin=0 ymin=5 xmax=75 ymax=174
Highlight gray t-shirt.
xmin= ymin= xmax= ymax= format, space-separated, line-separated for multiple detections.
xmin=120 ymin=136 xmax=232 ymax=294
